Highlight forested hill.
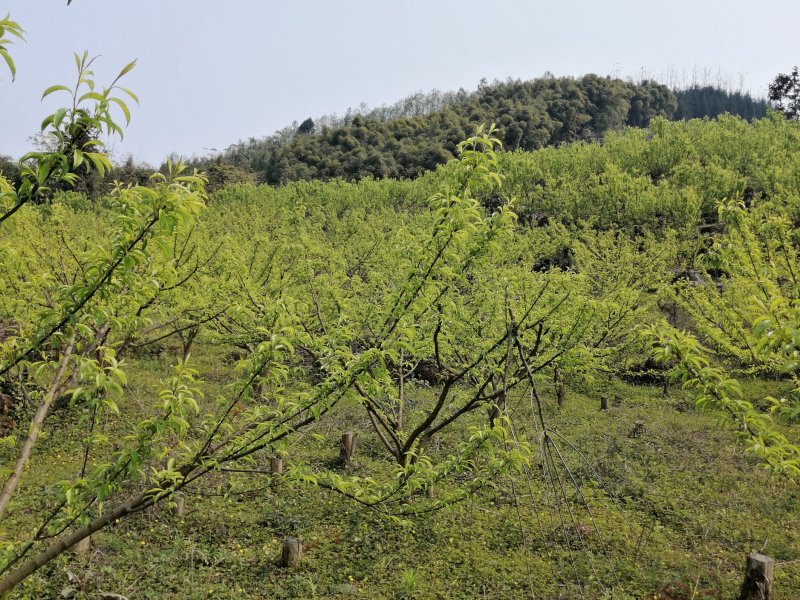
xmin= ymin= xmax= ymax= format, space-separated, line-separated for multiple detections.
xmin=211 ymin=76 xmax=676 ymax=185
xmin=202 ymin=75 xmax=767 ymax=187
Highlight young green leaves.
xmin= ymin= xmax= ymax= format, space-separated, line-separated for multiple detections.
xmin=0 ymin=14 xmax=24 ymax=82
xmin=1 ymin=45 xmax=138 ymax=225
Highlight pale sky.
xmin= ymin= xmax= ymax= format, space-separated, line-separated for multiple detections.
xmin=0 ymin=0 xmax=795 ymax=166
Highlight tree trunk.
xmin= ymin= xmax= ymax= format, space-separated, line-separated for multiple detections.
xmin=0 ymin=335 xmax=76 ymax=519
xmin=180 ymin=325 xmax=199 ymax=362
xmin=0 ymin=492 xmax=148 ymax=594
xmin=554 ymin=367 xmax=565 ymax=408
xmin=397 ymin=348 xmax=404 ymax=431
xmin=487 ymin=403 xmax=500 ymax=428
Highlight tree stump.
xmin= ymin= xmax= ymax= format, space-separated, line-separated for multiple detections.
xmin=340 ymin=431 xmax=357 ymax=465
xmin=172 ymin=495 xmax=186 ymax=518
xmin=74 ymin=536 xmax=91 ymax=556
xmin=280 ymin=537 xmax=303 ymax=568
xmin=738 ymin=553 xmax=774 ymax=600
xmin=270 ymin=456 xmax=284 ymax=487
xmin=600 ymin=396 xmax=608 ymax=411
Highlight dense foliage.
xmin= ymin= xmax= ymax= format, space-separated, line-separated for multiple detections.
xmin=769 ymin=66 xmax=800 ymax=119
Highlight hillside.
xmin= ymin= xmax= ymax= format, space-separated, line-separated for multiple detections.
xmin=3 ymin=114 xmax=800 ymax=597
xmin=5 ymin=3 xmax=800 ymax=597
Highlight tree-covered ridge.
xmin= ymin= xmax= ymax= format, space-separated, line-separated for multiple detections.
xmin=205 ymin=75 xmax=770 ymax=188
xmin=211 ymin=75 xmax=678 ymax=185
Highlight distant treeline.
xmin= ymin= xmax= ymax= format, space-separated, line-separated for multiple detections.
xmin=0 ymin=76 xmax=771 ymax=194
xmin=674 ymin=86 xmax=767 ymax=121
xmin=197 ymin=76 xmax=769 ymax=187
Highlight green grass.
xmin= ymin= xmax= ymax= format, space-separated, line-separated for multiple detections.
xmin=3 ymin=345 xmax=799 ymax=599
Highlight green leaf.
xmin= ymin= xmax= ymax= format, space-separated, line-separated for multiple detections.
xmin=86 ymin=153 xmax=112 ymax=177
xmin=41 ymin=84 xmax=70 ymax=100
xmin=118 ymin=86 xmax=139 ymax=104
xmin=116 ymin=59 xmax=136 ymax=80
xmin=77 ymin=91 xmax=107 ymax=104
xmin=0 ymin=47 xmax=15 ymax=81
xmin=109 ymin=97 xmax=131 ymax=125
xmin=52 ymin=107 xmax=68 ymax=128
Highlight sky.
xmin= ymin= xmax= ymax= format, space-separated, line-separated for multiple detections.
xmin=0 ymin=0 xmax=796 ymax=166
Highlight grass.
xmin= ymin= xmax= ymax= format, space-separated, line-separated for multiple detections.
xmin=2 ymin=344 xmax=798 ymax=599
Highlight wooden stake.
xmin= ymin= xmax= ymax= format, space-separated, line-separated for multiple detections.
xmin=739 ymin=553 xmax=774 ymax=600
xmin=280 ymin=537 xmax=303 ymax=568
xmin=340 ymin=431 xmax=356 ymax=464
